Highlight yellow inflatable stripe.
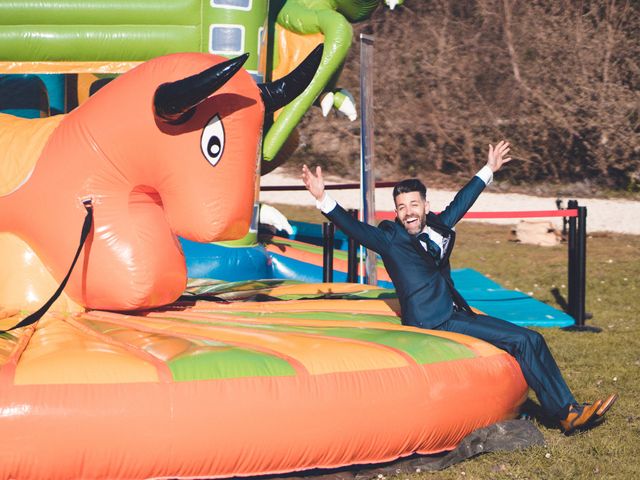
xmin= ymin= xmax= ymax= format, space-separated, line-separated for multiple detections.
xmin=0 ymin=233 xmax=83 ymax=313
xmin=265 ymin=282 xmax=383 ymax=296
xmin=0 ymin=114 xmax=64 ymax=195
xmin=77 ymin=318 xmax=201 ymax=364
xmin=65 ymin=316 xmax=173 ymax=381
xmin=83 ymin=311 xmax=310 ymax=376
xmin=0 ymin=61 xmax=141 ymax=74
xmin=0 ymin=323 xmax=33 ymax=385
xmin=273 ymin=25 xmax=323 ymax=82
xmin=85 ymin=312 xmax=412 ymax=375
xmin=187 ymin=298 xmax=402 ymax=315
xmin=0 ymin=308 xmax=21 ymax=331
xmin=14 ymin=315 xmax=160 ymax=385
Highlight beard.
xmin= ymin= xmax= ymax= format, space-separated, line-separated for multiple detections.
xmin=402 ymin=215 xmax=426 ymax=235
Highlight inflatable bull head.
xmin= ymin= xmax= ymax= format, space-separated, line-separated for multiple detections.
xmin=0 ymin=46 xmax=322 ymax=311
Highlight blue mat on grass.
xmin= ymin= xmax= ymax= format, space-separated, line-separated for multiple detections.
xmin=452 ymin=268 xmax=574 ymax=328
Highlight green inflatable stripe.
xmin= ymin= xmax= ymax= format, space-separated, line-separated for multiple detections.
xmin=169 ymin=346 xmax=296 ymax=381
xmin=230 ymin=323 xmax=477 ymax=365
xmin=0 ymin=0 xmax=268 ymax=73
xmin=273 ymin=239 xmax=385 ymax=267
xmin=277 ymin=290 xmax=397 ymax=301
xmin=221 ymin=310 xmax=401 ymax=324
xmin=0 ymin=26 xmax=199 ymax=61
xmin=157 ymin=314 xmax=475 ymax=366
xmin=264 ymin=289 xmax=397 ymax=301
xmin=0 ymin=0 xmax=199 ymax=25
xmin=340 ymin=289 xmax=397 ymax=299
xmin=273 ymin=239 xmax=326 ymax=256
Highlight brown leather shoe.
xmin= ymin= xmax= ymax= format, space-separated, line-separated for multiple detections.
xmin=559 ymin=400 xmax=603 ymax=434
xmin=595 ymin=393 xmax=618 ymax=418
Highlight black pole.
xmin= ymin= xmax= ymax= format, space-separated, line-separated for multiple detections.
xmin=347 ymin=209 xmax=359 ymax=283
xmin=563 ymin=202 xmax=600 ymax=332
xmin=567 ymin=200 xmax=578 ymax=321
xmin=322 ymin=222 xmax=335 ymax=283
xmin=575 ymin=206 xmax=587 ymax=325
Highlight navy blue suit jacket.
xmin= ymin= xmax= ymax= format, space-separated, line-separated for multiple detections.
xmin=324 ymin=176 xmax=486 ymax=329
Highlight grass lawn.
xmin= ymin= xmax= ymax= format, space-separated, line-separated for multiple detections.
xmin=270 ymin=203 xmax=640 ymax=479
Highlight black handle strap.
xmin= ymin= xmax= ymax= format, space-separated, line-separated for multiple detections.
xmin=1 ymin=200 xmax=93 ymax=333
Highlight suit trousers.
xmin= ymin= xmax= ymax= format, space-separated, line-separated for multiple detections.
xmin=437 ymin=311 xmax=576 ymax=418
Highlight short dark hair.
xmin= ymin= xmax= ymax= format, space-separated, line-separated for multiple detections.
xmin=393 ymin=178 xmax=427 ymax=201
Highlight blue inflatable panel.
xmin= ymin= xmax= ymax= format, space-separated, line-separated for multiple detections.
xmin=287 ymin=220 xmax=350 ymax=249
xmin=0 ymin=75 xmax=49 ymax=118
xmin=269 ymin=252 xmax=349 ymax=284
xmin=37 ymin=74 xmax=66 ymax=115
xmin=179 ymin=238 xmax=271 ymax=281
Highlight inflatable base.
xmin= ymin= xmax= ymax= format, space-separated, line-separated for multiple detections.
xmin=0 ymin=280 xmax=527 ymax=480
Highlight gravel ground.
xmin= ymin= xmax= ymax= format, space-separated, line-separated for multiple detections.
xmin=260 ymin=171 xmax=640 ymax=235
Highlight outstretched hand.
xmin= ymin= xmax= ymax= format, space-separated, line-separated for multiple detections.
xmin=301 ymin=164 xmax=325 ymax=201
xmin=486 ymin=140 xmax=512 ymax=173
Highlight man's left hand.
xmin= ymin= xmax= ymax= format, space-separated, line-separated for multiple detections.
xmin=487 ymin=140 xmax=512 ymax=173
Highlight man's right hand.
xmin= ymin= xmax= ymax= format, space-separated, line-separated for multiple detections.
xmin=486 ymin=140 xmax=512 ymax=173
xmin=302 ymin=164 xmax=325 ymax=201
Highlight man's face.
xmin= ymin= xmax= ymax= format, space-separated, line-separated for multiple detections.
xmin=394 ymin=191 xmax=429 ymax=235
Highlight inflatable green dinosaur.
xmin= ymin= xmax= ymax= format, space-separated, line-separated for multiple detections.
xmin=263 ymin=0 xmax=403 ymax=170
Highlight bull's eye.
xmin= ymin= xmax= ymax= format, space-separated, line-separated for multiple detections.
xmin=200 ymin=114 xmax=225 ymax=166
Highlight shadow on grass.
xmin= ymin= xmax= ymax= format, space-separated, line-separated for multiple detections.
xmin=520 ymin=398 xmax=559 ymax=431
xmin=550 ymin=288 xmax=569 ymax=312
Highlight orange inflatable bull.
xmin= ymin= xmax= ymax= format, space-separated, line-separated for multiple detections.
xmin=0 ymin=47 xmax=322 ymax=311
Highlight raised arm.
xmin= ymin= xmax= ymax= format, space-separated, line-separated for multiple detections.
xmin=439 ymin=140 xmax=512 ymax=227
xmin=301 ymin=164 xmax=391 ymax=253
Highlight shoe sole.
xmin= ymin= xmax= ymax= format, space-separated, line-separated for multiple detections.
xmin=596 ymin=393 xmax=618 ymax=417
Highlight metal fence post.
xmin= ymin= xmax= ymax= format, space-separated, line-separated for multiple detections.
xmin=575 ymin=205 xmax=588 ymax=325
xmin=567 ymin=200 xmax=578 ymax=321
xmin=563 ymin=201 xmax=600 ymax=332
xmin=322 ymin=222 xmax=334 ymax=283
xmin=359 ymin=33 xmax=377 ymax=286
xmin=347 ymin=209 xmax=359 ymax=283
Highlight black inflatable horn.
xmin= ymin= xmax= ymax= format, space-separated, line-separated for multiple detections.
xmin=154 ymin=53 xmax=249 ymax=124
xmin=258 ymin=44 xmax=324 ymax=113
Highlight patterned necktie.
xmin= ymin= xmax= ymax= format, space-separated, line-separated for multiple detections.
xmin=418 ymin=232 xmax=442 ymax=265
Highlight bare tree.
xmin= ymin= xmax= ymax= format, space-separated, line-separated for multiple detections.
xmin=287 ymin=0 xmax=640 ymax=192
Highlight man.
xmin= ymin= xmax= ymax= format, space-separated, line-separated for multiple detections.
xmin=301 ymin=141 xmax=617 ymax=434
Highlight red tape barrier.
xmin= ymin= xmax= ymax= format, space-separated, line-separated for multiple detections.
xmin=376 ymin=209 xmax=578 ymax=221
xmin=261 ymin=182 xmax=397 ymax=192
xmin=259 ymin=184 xmax=578 ymax=220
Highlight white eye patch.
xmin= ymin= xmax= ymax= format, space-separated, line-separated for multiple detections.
xmin=200 ymin=114 xmax=225 ymax=167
